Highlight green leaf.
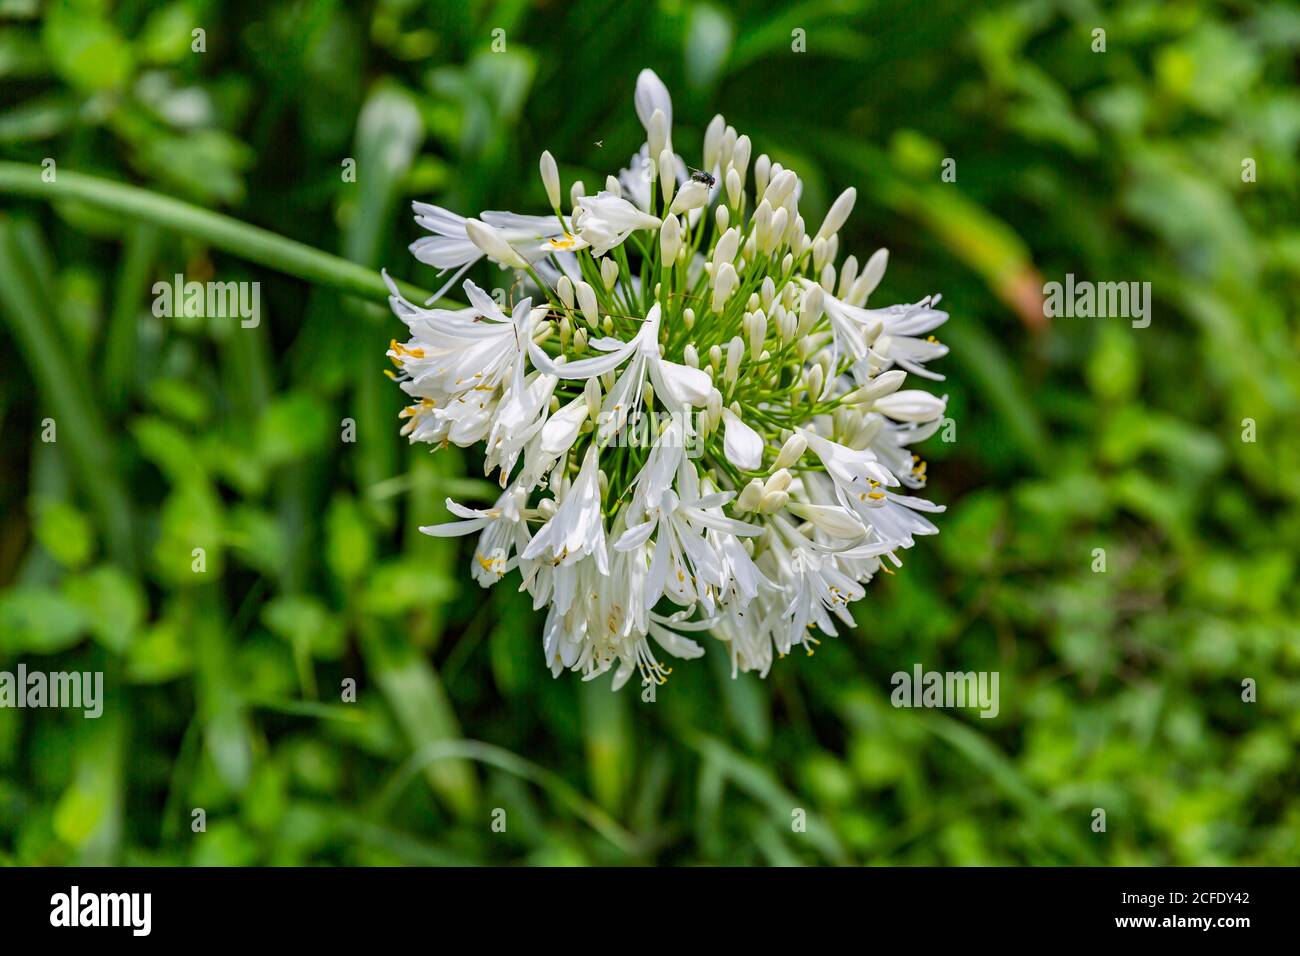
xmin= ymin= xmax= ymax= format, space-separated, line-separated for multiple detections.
xmin=360 ymin=560 xmax=455 ymax=616
xmin=125 ymin=607 xmax=193 ymax=683
xmin=41 ymin=3 xmax=134 ymax=92
xmin=63 ymin=565 xmax=144 ymax=654
xmin=325 ymin=495 xmax=373 ymax=587
xmin=31 ymin=495 xmax=95 ymax=569
xmin=361 ymin=623 xmax=477 ymax=817
xmin=256 ymin=392 xmax=334 ymax=467
xmin=262 ymin=595 xmax=346 ymax=661
xmin=0 ymin=587 xmax=89 ymax=654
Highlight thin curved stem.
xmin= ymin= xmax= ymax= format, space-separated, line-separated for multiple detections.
xmin=0 ymin=161 xmax=436 ymax=306
xmin=372 ymin=739 xmax=645 ymax=858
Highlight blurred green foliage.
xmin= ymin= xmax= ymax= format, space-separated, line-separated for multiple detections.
xmin=1 ymin=0 xmax=1298 ymax=865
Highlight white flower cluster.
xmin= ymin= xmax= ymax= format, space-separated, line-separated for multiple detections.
xmin=385 ymin=70 xmax=951 ymax=690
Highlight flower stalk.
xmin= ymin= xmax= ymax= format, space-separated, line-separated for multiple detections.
xmin=0 ymin=162 xmax=435 ymax=306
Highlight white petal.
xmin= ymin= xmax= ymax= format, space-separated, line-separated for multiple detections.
xmin=540 ymin=397 xmax=590 ymax=455
xmin=528 ymin=335 xmax=637 ymax=379
xmin=874 ymin=390 xmax=947 ymax=422
xmin=721 ymin=408 xmax=763 ymax=471
xmin=419 ymin=517 xmax=489 ymax=537
xmin=787 ymin=502 xmax=866 ymax=539
xmin=648 ymin=622 xmax=704 ymax=660
xmin=649 ymin=358 xmax=712 ymax=410
xmin=615 ymin=519 xmax=657 ymax=551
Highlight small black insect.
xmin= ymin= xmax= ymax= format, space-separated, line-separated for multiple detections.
xmin=688 ymin=166 xmax=716 ymax=188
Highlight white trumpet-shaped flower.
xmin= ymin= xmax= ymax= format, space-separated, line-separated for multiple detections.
xmin=572 ymin=192 xmax=662 ymax=258
xmin=529 ymin=303 xmax=711 ymax=434
xmin=419 ymin=486 xmax=533 ymax=587
xmin=412 ymin=206 xmax=567 ymax=299
xmin=522 ymin=445 xmax=610 ymax=611
xmin=617 ymin=448 xmax=763 ymax=619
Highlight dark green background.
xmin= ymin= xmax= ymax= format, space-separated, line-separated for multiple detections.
xmin=1 ymin=0 xmax=1297 ymax=865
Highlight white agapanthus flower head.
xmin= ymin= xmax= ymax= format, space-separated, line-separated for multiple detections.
xmin=386 ymin=68 xmax=952 ymax=691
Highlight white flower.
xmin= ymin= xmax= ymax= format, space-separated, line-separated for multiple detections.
xmin=816 ymin=280 xmax=880 ymax=364
xmin=484 ymin=366 xmax=557 ymax=484
xmin=529 ymin=303 xmax=711 ymax=433
xmin=618 ymin=146 xmax=657 ymax=213
xmin=799 ymin=427 xmax=898 ymax=503
xmin=873 ymin=295 xmax=950 ymax=381
xmin=573 ymin=192 xmax=661 ymax=258
xmin=419 ymin=486 xmax=533 ymax=587
xmin=617 ymin=467 xmax=762 ymax=617
xmin=786 ymin=501 xmax=867 ymax=540
xmin=515 ymin=395 xmax=590 ymax=491
xmin=784 ymin=545 xmax=864 ymax=646
xmin=873 ymin=389 xmax=948 ymax=423
xmin=821 ymin=285 xmax=950 ymax=381
xmin=386 ymin=67 xmax=956 ymax=691
xmin=412 ymin=205 xmax=567 ymax=296
xmin=522 ymin=445 xmax=610 ymax=615
xmin=385 ymin=277 xmax=538 ymax=447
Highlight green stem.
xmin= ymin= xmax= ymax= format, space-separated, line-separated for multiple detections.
xmin=0 ymin=162 xmax=436 ymax=306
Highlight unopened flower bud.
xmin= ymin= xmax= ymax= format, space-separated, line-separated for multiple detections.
xmin=703 ymin=114 xmax=725 ymax=173
xmin=736 ymin=478 xmax=764 ymax=513
xmin=725 ymin=166 xmax=742 ymax=207
xmin=465 ymin=218 xmax=528 ymax=269
xmin=670 ymin=179 xmax=708 ymax=214
xmin=659 ymin=148 xmax=676 ymax=204
xmin=576 ymin=280 xmax=599 ymax=326
xmin=754 ymin=154 xmax=771 ymax=197
xmin=773 ymin=433 xmax=807 ymax=470
xmin=815 ymin=186 xmax=856 ymax=242
xmin=556 ymin=275 xmax=575 ymax=310
xmin=540 ymin=150 xmax=561 ymax=210
xmin=843 ymin=370 xmax=907 ymax=405
xmin=765 ymin=468 xmax=792 ymax=494
xmin=648 ymin=109 xmax=669 ymax=161
xmin=660 ymin=214 xmax=682 ymax=263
